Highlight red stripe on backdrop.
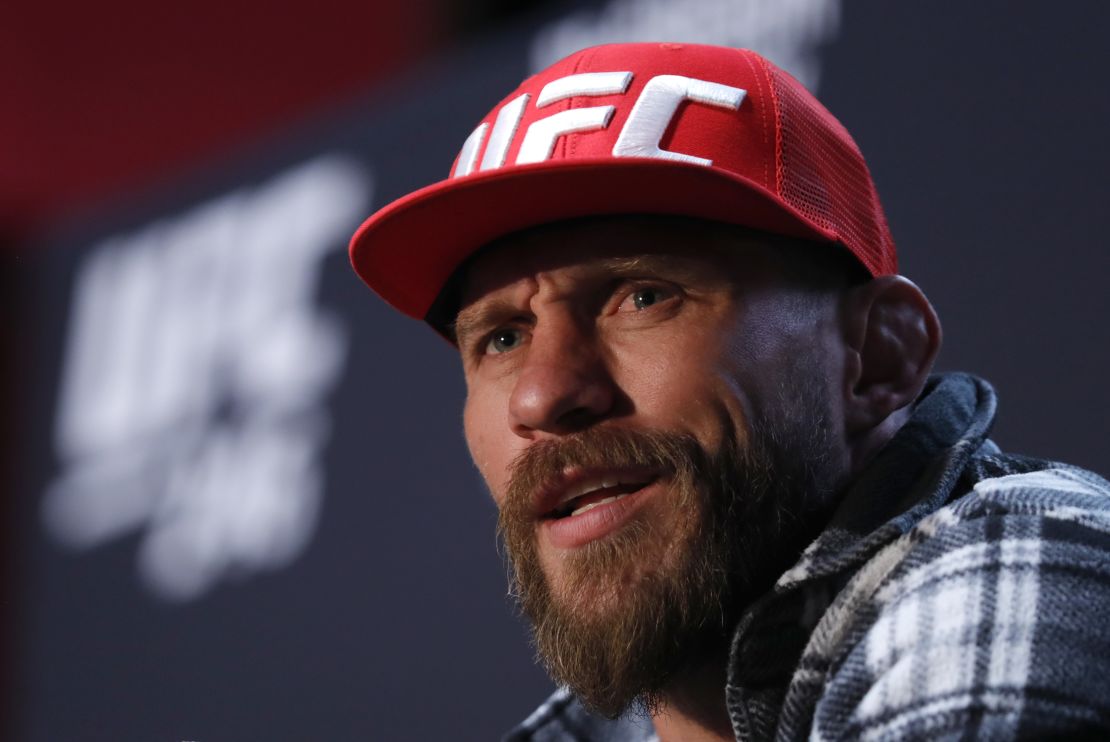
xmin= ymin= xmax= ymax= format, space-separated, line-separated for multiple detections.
xmin=0 ymin=0 xmax=450 ymax=235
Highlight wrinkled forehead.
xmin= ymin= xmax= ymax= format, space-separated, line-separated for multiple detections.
xmin=453 ymin=216 xmax=782 ymax=312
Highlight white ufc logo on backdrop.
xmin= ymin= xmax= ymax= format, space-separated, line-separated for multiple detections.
xmin=451 ymin=72 xmax=747 ymax=177
xmin=43 ymin=156 xmax=371 ymax=602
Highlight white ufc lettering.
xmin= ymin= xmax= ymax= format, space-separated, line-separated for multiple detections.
xmin=517 ymin=71 xmax=633 ymax=164
xmin=612 ymin=75 xmax=746 ymax=165
xmin=451 ymin=73 xmax=746 ymax=178
xmin=481 ymin=93 xmax=530 ymax=171
xmin=516 ymin=106 xmax=615 ymax=164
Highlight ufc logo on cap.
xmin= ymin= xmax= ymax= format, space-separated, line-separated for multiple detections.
xmin=451 ymin=72 xmax=747 ymax=178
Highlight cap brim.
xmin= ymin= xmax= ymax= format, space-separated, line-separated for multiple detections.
xmin=349 ymin=157 xmax=837 ymax=320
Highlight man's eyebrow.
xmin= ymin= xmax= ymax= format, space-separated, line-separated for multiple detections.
xmin=452 ymin=298 xmax=522 ymax=348
xmin=451 ymin=251 xmax=726 ymax=344
xmin=597 ymin=252 xmax=722 ymax=282
xmin=598 ymin=255 xmax=668 ymax=274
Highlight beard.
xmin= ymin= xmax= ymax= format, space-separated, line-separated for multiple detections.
xmin=496 ymin=375 xmax=841 ymax=719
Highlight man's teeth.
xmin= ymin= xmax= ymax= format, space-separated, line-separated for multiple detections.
xmin=570 ymin=494 xmax=628 ymax=517
xmin=568 ymin=475 xmax=630 ymax=497
xmin=551 ymin=474 xmax=650 ymax=518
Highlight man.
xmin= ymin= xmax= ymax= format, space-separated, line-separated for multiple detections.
xmin=349 ymin=43 xmax=1110 ymax=740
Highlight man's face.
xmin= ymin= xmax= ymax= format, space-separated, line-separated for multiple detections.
xmin=457 ymin=217 xmax=846 ymax=716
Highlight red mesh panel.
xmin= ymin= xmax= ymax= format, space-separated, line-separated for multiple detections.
xmin=770 ymin=65 xmax=897 ymax=275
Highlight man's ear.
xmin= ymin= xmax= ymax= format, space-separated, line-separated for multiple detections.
xmin=839 ymin=276 xmax=942 ymax=434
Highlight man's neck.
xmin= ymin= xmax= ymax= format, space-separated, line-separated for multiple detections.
xmin=650 ymin=655 xmax=734 ymax=742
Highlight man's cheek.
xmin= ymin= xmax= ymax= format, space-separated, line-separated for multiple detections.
xmin=462 ymin=400 xmax=490 ymax=463
xmin=464 ymin=428 xmax=509 ymax=503
xmin=471 ymin=448 xmax=504 ymax=502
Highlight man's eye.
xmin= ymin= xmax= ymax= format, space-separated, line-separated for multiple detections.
xmin=485 ymin=328 xmax=523 ymax=354
xmin=619 ymin=286 xmax=673 ymax=312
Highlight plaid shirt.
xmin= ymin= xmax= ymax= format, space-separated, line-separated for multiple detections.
xmin=505 ymin=373 xmax=1110 ymax=741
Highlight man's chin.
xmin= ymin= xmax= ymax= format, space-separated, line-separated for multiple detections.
xmin=536 ymin=522 xmax=680 ymax=611
xmin=541 ymin=568 xmax=641 ymax=620
xmin=526 ymin=561 xmax=728 ymax=719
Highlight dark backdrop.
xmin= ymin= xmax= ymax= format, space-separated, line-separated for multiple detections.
xmin=9 ymin=2 xmax=1109 ymax=740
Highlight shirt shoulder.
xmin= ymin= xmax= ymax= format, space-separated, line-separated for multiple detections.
xmin=809 ymin=460 xmax=1110 ymax=740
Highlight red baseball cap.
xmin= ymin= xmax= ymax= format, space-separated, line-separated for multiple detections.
xmin=349 ymin=42 xmax=896 ymax=323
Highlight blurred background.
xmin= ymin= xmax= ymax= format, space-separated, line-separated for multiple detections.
xmin=5 ymin=1 xmax=1109 ymax=739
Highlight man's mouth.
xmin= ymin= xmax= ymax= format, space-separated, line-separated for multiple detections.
xmin=531 ymin=468 xmax=663 ymax=550
xmin=539 ymin=470 xmax=658 ymax=520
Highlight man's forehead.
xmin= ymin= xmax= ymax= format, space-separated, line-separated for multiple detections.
xmin=456 ymin=216 xmax=778 ymax=308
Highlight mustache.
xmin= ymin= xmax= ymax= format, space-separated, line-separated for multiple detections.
xmin=501 ymin=427 xmax=706 ymax=523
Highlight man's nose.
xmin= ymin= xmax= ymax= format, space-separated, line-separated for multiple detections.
xmin=508 ymin=317 xmax=615 ymax=437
